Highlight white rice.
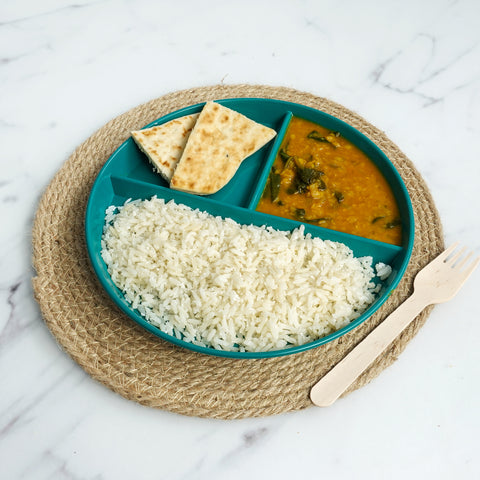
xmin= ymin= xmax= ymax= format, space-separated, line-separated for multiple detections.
xmin=375 ymin=262 xmax=392 ymax=281
xmin=101 ymin=197 xmax=387 ymax=352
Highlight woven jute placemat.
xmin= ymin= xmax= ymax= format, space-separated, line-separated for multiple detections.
xmin=32 ymin=84 xmax=443 ymax=419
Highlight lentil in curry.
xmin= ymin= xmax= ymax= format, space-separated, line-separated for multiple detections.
xmin=256 ymin=116 xmax=402 ymax=245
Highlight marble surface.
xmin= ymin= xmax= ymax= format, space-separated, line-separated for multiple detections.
xmin=1 ymin=0 xmax=480 ymax=478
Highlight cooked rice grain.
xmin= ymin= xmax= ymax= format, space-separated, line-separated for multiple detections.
xmin=101 ymin=197 xmax=384 ymax=352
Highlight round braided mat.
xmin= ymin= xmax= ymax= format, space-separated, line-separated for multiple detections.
xmin=32 ymin=84 xmax=444 ymax=419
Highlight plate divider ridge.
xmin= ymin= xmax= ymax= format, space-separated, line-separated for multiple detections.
xmin=246 ymin=111 xmax=293 ymax=210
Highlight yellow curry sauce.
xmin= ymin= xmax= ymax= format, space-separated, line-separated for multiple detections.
xmin=256 ymin=117 xmax=402 ymax=245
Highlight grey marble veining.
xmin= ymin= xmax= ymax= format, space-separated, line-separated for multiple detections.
xmin=1 ymin=0 xmax=480 ymax=479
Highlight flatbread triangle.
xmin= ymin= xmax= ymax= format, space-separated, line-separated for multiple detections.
xmin=170 ymin=102 xmax=276 ymax=194
xmin=131 ymin=113 xmax=199 ymax=182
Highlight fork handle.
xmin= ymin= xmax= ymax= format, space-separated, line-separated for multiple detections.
xmin=310 ymin=293 xmax=428 ymax=407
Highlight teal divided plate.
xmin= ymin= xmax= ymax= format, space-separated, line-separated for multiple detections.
xmin=85 ymin=98 xmax=415 ymax=359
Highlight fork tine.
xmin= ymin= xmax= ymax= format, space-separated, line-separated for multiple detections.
xmin=438 ymin=242 xmax=460 ymax=262
xmin=446 ymin=246 xmax=468 ymax=265
xmin=460 ymin=256 xmax=480 ymax=279
xmin=456 ymin=251 xmax=473 ymax=270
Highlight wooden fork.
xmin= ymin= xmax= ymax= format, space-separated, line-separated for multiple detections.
xmin=310 ymin=243 xmax=480 ymax=407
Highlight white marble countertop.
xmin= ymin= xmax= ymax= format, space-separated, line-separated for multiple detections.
xmin=2 ymin=1 xmax=480 ymax=478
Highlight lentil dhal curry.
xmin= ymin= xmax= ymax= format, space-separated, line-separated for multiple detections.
xmin=256 ymin=116 xmax=402 ymax=245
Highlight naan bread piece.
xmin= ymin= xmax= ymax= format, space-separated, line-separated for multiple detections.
xmin=131 ymin=113 xmax=199 ymax=182
xmin=170 ymin=102 xmax=276 ymax=194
